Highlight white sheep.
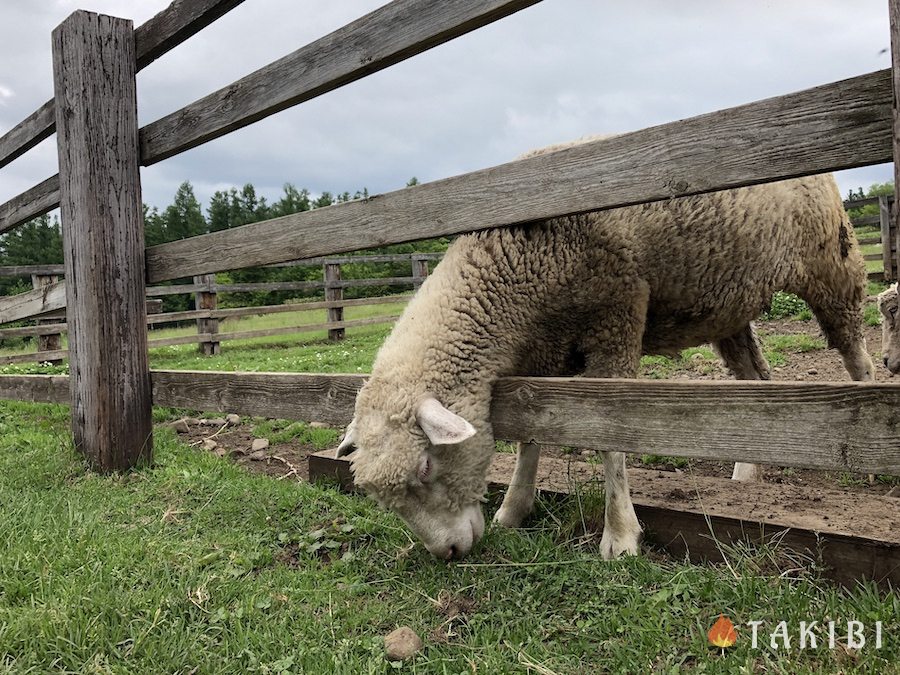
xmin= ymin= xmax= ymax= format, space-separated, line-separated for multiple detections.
xmin=337 ymin=139 xmax=873 ymax=560
xmin=877 ymin=283 xmax=899 ymax=372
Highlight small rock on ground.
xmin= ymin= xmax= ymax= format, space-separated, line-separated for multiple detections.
xmin=308 ymin=421 xmax=329 ymax=429
xmin=170 ymin=419 xmax=191 ymax=434
xmin=201 ymin=438 xmax=218 ymax=451
xmin=384 ymin=627 xmax=423 ymax=661
xmin=201 ymin=417 xmax=227 ymax=427
xmin=225 ymin=413 xmax=241 ymax=426
xmin=251 ymin=438 xmax=270 ymax=452
xmin=249 ymin=450 xmax=268 ymax=461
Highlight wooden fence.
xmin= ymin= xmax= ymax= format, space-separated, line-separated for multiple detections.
xmin=844 ymin=195 xmax=898 ymax=281
xmin=0 ymin=0 xmax=899 ymax=583
xmin=0 ymin=252 xmax=442 ymax=364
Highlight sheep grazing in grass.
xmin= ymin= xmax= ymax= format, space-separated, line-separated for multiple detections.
xmin=877 ymin=284 xmax=900 ymax=373
xmin=336 ymin=137 xmax=873 ymax=560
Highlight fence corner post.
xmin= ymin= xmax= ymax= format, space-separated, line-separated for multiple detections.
xmin=194 ymin=274 xmax=220 ymax=355
xmin=325 ymin=261 xmax=344 ymax=341
xmin=30 ymin=274 xmax=63 ymax=364
xmin=52 ymin=10 xmax=152 ymax=472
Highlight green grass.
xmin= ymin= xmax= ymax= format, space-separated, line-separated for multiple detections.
xmin=1 ymin=402 xmax=898 ymax=673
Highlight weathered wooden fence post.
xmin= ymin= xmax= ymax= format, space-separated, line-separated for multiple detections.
xmin=879 ymin=195 xmax=894 ymax=281
xmin=325 ymin=261 xmax=344 ymax=341
xmin=194 ymin=274 xmax=220 ymax=355
xmin=30 ymin=274 xmax=63 ymax=364
xmin=52 ymin=11 xmax=152 ymax=471
xmin=412 ymin=255 xmax=429 ymax=290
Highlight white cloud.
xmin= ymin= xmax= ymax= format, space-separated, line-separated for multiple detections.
xmin=0 ymin=0 xmax=893 ymax=212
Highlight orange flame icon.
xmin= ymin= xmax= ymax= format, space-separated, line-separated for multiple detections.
xmin=708 ymin=615 xmax=738 ymax=648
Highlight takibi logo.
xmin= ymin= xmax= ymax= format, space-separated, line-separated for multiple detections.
xmin=707 ymin=615 xmax=886 ymax=650
xmin=708 ymin=615 xmax=738 ymax=648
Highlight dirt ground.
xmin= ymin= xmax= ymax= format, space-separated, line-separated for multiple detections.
xmin=168 ymin=318 xmax=898 ymax=499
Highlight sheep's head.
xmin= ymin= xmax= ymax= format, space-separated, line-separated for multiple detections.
xmin=336 ymin=392 xmax=493 ymax=559
xmin=878 ymin=284 xmax=900 ymax=374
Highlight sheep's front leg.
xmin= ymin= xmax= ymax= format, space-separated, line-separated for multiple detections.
xmin=494 ymin=442 xmax=541 ymax=528
xmin=582 ymin=286 xmax=648 ymax=560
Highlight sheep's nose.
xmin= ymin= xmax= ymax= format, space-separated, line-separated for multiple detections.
xmin=447 ymin=545 xmax=458 ymax=560
xmin=884 ymin=356 xmax=890 ymax=368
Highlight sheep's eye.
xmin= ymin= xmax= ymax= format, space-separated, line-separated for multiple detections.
xmin=891 ymin=306 xmax=898 ymax=317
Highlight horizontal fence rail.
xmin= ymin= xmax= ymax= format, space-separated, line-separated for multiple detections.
xmin=144 ymin=70 xmax=893 ymax=282
xmin=2 ymin=372 xmax=899 ymax=475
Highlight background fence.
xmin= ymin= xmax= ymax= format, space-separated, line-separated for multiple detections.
xmin=0 ymin=252 xmax=443 ymax=364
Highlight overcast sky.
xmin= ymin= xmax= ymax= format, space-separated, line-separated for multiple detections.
xmin=0 ymin=0 xmax=894 ymax=216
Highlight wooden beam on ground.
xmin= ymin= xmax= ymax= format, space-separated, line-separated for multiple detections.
xmin=53 ymin=12 xmax=153 ymax=472
xmin=0 ymin=0 xmax=247 ymax=172
xmin=308 ymin=450 xmax=900 ymax=587
xmin=145 ymin=69 xmax=893 ymax=281
xmin=139 ymin=0 xmax=542 ymax=164
xmin=0 ymin=350 xmax=69 ymax=366
xmin=0 ymin=374 xmax=69 ymax=403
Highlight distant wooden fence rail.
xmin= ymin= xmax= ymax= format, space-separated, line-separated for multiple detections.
xmin=0 ymin=0 xmax=899 ymax=584
xmin=0 ymin=252 xmax=442 ymax=364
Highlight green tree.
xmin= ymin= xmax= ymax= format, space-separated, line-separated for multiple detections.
xmin=163 ymin=181 xmax=206 ymax=240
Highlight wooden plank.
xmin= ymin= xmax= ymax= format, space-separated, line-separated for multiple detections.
xmin=0 ymin=281 xmax=66 ymax=324
xmin=0 ymin=349 xmax=69 ymax=366
xmin=267 ymin=253 xmax=445 ymax=268
xmin=864 ymin=252 xmax=885 ymax=262
xmin=139 ymin=0 xmax=542 ymax=164
xmin=208 ymin=294 xmax=412 ymax=319
xmin=212 ymin=316 xmax=396 ymax=342
xmin=852 ymin=213 xmax=881 ymax=226
xmin=5 ymin=370 xmax=900 ymax=474
xmin=150 ymin=371 xmax=366 ymax=424
xmin=145 ymin=283 xmax=205 ymax=297
xmin=844 ymin=196 xmax=882 ymax=209
xmin=0 ymin=323 xmax=67 ymax=339
xmin=0 ymin=0 xmax=247 ymax=171
xmin=146 ymin=308 xmax=211 ymax=325
xmin=212 ymin=278 xmax=416 ymax=293
xmin=53 ymin=11 xmax=152 ymax=472
xmin=858 ymin=236 xmax=882 ymax=246
xmin=147 ymin=316 xmax=398 ymax=348
xmin=309 ymin=450 xmax=900 ymax=587
xmin=146 ymin=69 xmax=894 ymax=281
xmin=0 ymin=176 xmax=62 ymax=237
xmin=0 ymin=264 xmax=65 ymax=278
xmin=0 ymin=374 xmax=69 ymax=403
xmin=490 ymin=377 xmax=900 ymax=474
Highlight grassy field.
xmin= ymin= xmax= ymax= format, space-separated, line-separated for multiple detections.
xmin=2 ymin=402 xmax=898 ymax=674
xmin=1 ymin=301 xmax=899 ymax=673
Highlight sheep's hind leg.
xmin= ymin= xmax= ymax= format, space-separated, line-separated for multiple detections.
xmin=494 ymin=442 xmax=541 ymax=528
xmin=713 ymin=323 xmax=770 ymax=482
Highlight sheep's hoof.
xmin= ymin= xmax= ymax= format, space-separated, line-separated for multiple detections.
xmin=599 ymin=527 xmax=641 ymax=560
xmin=493 ymin=504 xmax=529 ymax=529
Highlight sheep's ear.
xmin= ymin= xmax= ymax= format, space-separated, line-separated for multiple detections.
xmin=336 ymin=419 xmax=357 ymax=458
xmin=416 ymin=397 xmax=476 ymax=446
